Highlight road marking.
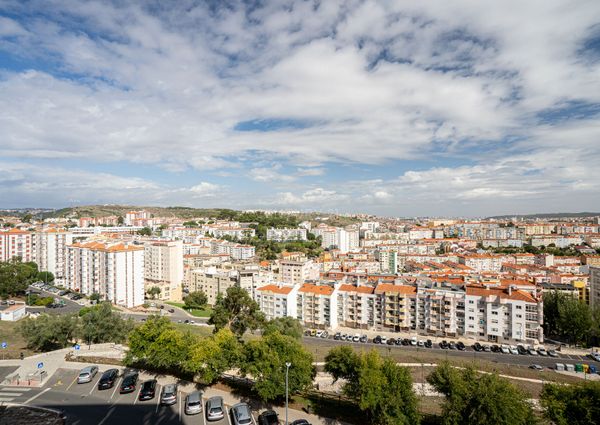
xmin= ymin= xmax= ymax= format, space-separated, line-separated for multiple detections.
xmin=66 ymin=374 xmax=79 ymax=391
xmin=23 ymin=388 xmax=50 ymax=405
xmin=225 ymin=407 xmax=232 ymax=425
xmin=110 ymin=378 xmax=121 ymax=401
xmin=98 ymin=405 xmax=116 ymax=425
xmin=0 ymin=388 xmax=31 ymax=393
xmin=134 ymin=388 xmax=141 ymax=405
xmin=155 ymin=384 xmax=161 ymax=413
xmin=178 ymin=392 xmax=182 ymax=421
xmin=0 ymin=397 xmax=17 ymax=402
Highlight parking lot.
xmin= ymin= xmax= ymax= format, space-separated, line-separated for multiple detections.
xmin=12 ymin=367 xmax=249 ymax=425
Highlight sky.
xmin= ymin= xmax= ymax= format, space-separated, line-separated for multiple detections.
xmin=1 ymin=0 xmax=600 ymax=217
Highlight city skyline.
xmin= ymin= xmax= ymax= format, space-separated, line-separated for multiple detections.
xmin=1 ymin=1 xmax=600 ymax=215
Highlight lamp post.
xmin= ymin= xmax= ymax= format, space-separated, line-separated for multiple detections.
xmin=285 ymin=362 xmax=291 ymax=425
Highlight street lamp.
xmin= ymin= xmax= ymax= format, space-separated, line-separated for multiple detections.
xmin=285 ymin=362 xmax=291 ymax=425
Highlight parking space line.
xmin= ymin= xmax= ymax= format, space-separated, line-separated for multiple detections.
xmin=88 ymin=376 xmax=101 ymax=396
xmin=23 ymin=388 xmax=50 ymax=405
xmin=178 ymin=392 xmax=182 ymax=422
xmin=98 ymin=405 xmax=116 ymax=425
xmin=110 ymin=378 xmax=121 ymax=401
xmin=155 ymin=385 xmax=161 ymax=413
xmin=65 ymin=374 xmax=79 ymax=392
xmin=225 ymin=407 xmax=232 ymax=425
xmin=134 ymin=388 xmax=141 ymax=405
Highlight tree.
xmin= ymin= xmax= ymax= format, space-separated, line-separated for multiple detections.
xmin=325 ymin=348 xmax=419 ymax=425
xmin=117 ymin=216 xmax=124 ymax=225
xmin=36 ymin=271 xmax=55 ymax=283
xmin=22 ymin=213 xmax=32 ymax=223
xmin=240 ymin=331 xmax=315 ymax=401
xmin=0 ymin=259 xmax=38 ymax=298
xmin=78 ymin=302 xmax=134 ymax=346
xmin=126 ymin=316 xmax=182 ymax=367
xmin=540 ymin=380 xmax=600 ymax=425
xmin=147 ymin=286 xmax=161 ymax=300
xmin=183 ymin=221 xmax=198 ymax=227
xmin=427 ymin=362 xmax=536 ymax=425
xmin=18 ymin=314 xmax=79 ymax=351
xmin=557 ymin=296 xmax=592 ymax=344
xmin=184 ymin=328 xmax=242 ymax=384
xmin=89 ymin=292 xmax=101 ymax=302
xmin=137 ymin=227 xmax=152 ymax=236
xmin=209 ymin=287 xmax=265 ymax=337
xmin=263 ymin=317 xmax=303 ymax=340
xmin=184 ymin=291 xmax=208 ymax=310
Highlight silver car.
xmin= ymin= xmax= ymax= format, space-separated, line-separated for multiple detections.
xmin=206 ymin=396 xmax=225 ymax=421
xmin=185 ymin=391 xmax=203 ymax=415
xmin=77 ymin=365 xmax=99 ymax=384
xmin=231 ymin=402 xmax=254 ymax=425
xmin=160 ymin=383 xmax=178 ymax=405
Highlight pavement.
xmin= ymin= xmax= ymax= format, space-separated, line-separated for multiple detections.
xmin=0 ymin=345 xmax=348 ymax=425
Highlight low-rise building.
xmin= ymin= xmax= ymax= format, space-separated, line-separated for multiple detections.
xmin=255 ymin=284 xmax=299 ymax=320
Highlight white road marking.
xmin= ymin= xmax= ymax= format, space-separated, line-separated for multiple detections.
xmin=110 ymin=378 xmax=121 ymax=401
xmin=66 ymin=375 xmax=79 ymax=391
xmin=155 ymin=384 xmax=161 ymax=413
xmin=23 ymin=388 xmax=50 ymax=405
xmin=134 ymin=388 xmax=142 ymax=405
xmin=178 ymin=392 xmax=182 ymax=422
xmin=88 ymin=377 xmax=100 ymax=395
xmin=225 ymin=407 xmax=232 ymax=425
xmin=0 ymin=397 xmax=16 ymax=402
xmin=98 ymin=405 xmax=116 ymax=425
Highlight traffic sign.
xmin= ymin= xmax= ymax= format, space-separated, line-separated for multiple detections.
xmin=37 ymin=362 xmax=44 ymax=369
xmin=74 ymin=344 xmax=80 ymax=350
xmin=1 ymin=342 xmax=7 ymax=349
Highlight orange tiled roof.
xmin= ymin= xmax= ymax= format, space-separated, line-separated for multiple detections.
xmin=338 ymin=284 xmax=375 ymax=294
xmin=466 ymin=285 xmax=537 ymax=303
xmin=374 ymin=284 xmax=417 ymax=295
xmin=257 ymin=284 xmax=294 ymax=295
xmin=299 ymin=283 xmax=334 ymax=296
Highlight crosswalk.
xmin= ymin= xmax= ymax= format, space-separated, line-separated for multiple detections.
xmin=0 ymin=387 xmax=32 ymax=403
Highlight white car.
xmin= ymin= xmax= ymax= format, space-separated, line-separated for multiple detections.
xmin=500 ymin=345 xmax=510 ymax=354
xmin=352 ymin=334 xmax=360 ymax=343
xmin=509 ymin=346 xmax=519 ymax=355
xmin=315 ymin=330 xmax=324 ymax=338
xmin=380 ymin=336 xmax=388 ymax=344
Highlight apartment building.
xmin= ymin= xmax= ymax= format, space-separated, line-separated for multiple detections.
xmin=266 ymin=228 xmax=307 ymax=242
xmin=296 ymin=283 xmax=339 ymax=329
xmin=337 ymin=284 xmax=380 ymax=329
xmin=590 ymin=267 xmax=600 ymax=309
xmin=312 ymin=225 xmax=359 ymax=253
xmin=66 ymin=241 xmax=144 ymax=308
xmin=458 ymin=254 xmax=504 ymax=273
xmin=280 ymin=259 xmax=320 ymax=285
xmin=144 ymin=240 xmax=183 ymax=302
xmin=210 ymin=240 xmax=255 ymax=260
xmin=190 ymin=268 xmax=238 ymax=305
xmin=32 ymin=229 xmax=73 ymax=284
xmin=464 ymin=285 xmax=543 ymax=343
xmin=255 ymin=284 xmax=299 ymax=320
xmin=0 ymin=229 xmax=32 ymax=262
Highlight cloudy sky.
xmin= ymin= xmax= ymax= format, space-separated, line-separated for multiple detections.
xmin=1 ymin=0 xmax=599 ymax=217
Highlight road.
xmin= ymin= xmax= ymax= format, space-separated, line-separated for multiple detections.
xmin=1 ymin=368 xmax=231 ymax=425
xmin=302 ymin=336 xmax=600 ymax=369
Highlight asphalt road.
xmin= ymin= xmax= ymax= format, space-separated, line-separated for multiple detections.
xmin=302 ymin=335 xmax=600 ymax=369
xmin=0 ymin=368 xmax=232 ymax=425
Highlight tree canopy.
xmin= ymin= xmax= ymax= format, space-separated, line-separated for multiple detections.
xmin=0 ymin=259 xmax=38 ymax=298
xmin=543 ymin=291 xmax=595 ymax=345
xmin=262 ymin=316 xmax=304 ymax=340
xmin=18 ymin=314 xmax=79 ymax=351
xmin=184 ymin=290 xmax=208 ymax=310
xmin=209 ymin=287 xmax=264 ymax=337
xmin=427 ymin=362 xmax=536 ymax=425
xmin=79 ymin=302 xmax=134 ymax=345
xmin=541 ymin=380 xmax=600 ymax=425
xmin=146 ymin=286 xmax=161 ymax=300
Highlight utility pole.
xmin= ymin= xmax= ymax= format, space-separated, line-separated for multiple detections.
xmin=285 ymin=362 xmax=291 ymax=425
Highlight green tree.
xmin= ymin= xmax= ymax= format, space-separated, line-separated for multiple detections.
xmin=263 ymin=317 xmax=303 ymax=340
xmin=184 ymin=328 xmax=242 ymax=384
xmin=78 ymin=302 xmax=134 ymax=346
xmin=18 ymin=314 xmax=79 ymax=351
xmin=0 ymin=259 xmax=38 ymax=297
xmin=22 ymin=213 xmax=32 ymax=223
xmin=240 ymin=331 xmax=315 ymax=401
xmin=543 ymin=291 xmax=562 ymax=336
xmin=125 ymin=315 xmax=175 ymax=365
xmin=540 ymin=380 xmax=600 ymax=425
xmin=147 ymin=286 xmax=161 ymax=300
xmin=209 ymin=287 xmax=265 ymax=337
xmin=557 ymin=296 xmax=592 ymax=344
xmin=427 ymin=362 xmax=536 ymax=425
xmin=36 ymin=271 xmax=55 ymax=283
xmin=324 ymin=345 xmax=360 ymax=386
xmin=184 ymin=290 xmax=208 ymax=310
xmin=137 ymin=227 xmax=152 ymax=236
xmin=89 ymin=292 xmax=101 ymax=302
xmin=183 ymin=221 xmax=198 ymax=227
xmin=117 ymin=216 xmax=124 ymax=225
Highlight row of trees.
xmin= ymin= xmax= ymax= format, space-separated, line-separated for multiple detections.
xmin=126 ymin=315 xmax=314 ymax=401
xmin=0 ymin=259 xmax=53 ymax=298
xmin=18 ymin=302 xmax=134 ymax=351
xmin=543 ymin=291 xmax=600 ymax=345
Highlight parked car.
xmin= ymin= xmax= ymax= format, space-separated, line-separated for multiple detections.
xmin=185 ymin=391 xmax=203 ymax=415
xmin=205 ymin=396 xmax=225 ymax=421
xmin=291 ymin=420 xmax=311 ymax=425
xmin=417 ymin=340 xmax=425 ymax=347
xmin=257 ymin=410 xmax=279 ymax=425
xmin=473 ymin=342 xmax=483 ymax=352
xmin=490 ymin=345 xmax=500 ymax=353
xmin=352 ymin=334 xmax=360 ymax=343
xmin=547 ymin=349 xmax=559 ymax=358
xmin=439 ymin=340 xmax=449 ymax=349
xmin=321 ymin=331 xmax=329 ymax=339
xmin=373 ymin=335 xmax=381 ymax=344
xmin=380 ymin=336 xmax=388 ymax=344
xmin=483 ymin=345 xmax=491 ymax=352
xmin=139 ymin=379 xmax=157 ymax=401
xmin=119 ymin=372 xmax=139 ymax=394
xmin=401 ymin=338 xmax=410 ymax=346
xmin=425 ymin=339 xmax=433 ymax=348
xmin=448 ymin=342 xmax=456 ymax=350
xmin=410 ymin=337 xmax=417 ymax=346
xmin=537 ymin=347 xmax=548 ymax=356
xmin=168 ymin=308 xmax=175 ymax=313
xmin=340 ymin=333 xmax=348 ymax=341
xmin=529 ymin=364 xmax=544 ymax=370
xmin=97 ymin=368 xmax=119 ymax=390
xmin=77 ymin=365 xmax=98 ymax=384
xmin=231 ymin=402 xmax=254 ymax=425
xmin=456 ymin=341 xmax=466 ymax=351
xmin=394 ymin=338 xmax=402 ymax=346
xmin=588 ymin=352 xmax=600 ymax=361
xmin=500 ymin=345 xmax=510 ymax=354
xmin=333 ymin=332 xmax=341 ymax=340
xmin=160 ymin=383 xmax=178 ymax=405
xmin=509 ymin=346 xmax=519 ymax=355
xmin=359 ymin=334 xmax=368 ymax=343
xmin=315 ymin=330 xmax=324 ymax=338
xmin=517 ymin=345 xmax=528 ymax=355
xmin=528 ymin=348 xmax=539 ymax=356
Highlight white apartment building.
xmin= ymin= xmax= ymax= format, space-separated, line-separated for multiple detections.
xmin=312 ymin=225 xmax=359 ymax=254
xmin=205 ymin=226 xmax=256 ymax=239
xmin=464 ymin=285 xmax=543 ymax=343
xmin=255 ymin=284 xmax=299 ymax=321
xmin=266 ymin=228 xmax=308 ymax=242
xmin=66 ymin=241 xmax=144 ymax=308
xmin=0 ymin=229 xmax=32 ymax=262
xmin=280 ymin=259 xmax=320 ymax=285
xmin=209 ymin=240 xmax=255 ymax=260
xmin=32 ymin=229 xmax=73 ymax=284
xmin=377 ymin=250 xmax=398 ymax=273
xmin=144 ymin=240 xmax=183 ymax=302
xmin=296 ymin=283 xmax=339 ymax=329
xmin=337 ymin=284 xmax=380 ymax=329
xmin=590 ymin=267 xmax=600 ymax=309
xmin=458 ymin=254 xmax=504 ymax=273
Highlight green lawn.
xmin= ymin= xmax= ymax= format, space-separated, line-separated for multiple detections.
xmin=165 ymin=301 xmax=212 ymax=318
xmin=0 ymin=320 xmax=35 ymax=358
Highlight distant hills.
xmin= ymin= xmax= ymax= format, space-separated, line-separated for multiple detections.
xmin=39 ymin=205 xmax=236 ymax=219
xmin=487 ymin=212 xmax=600 ymax=220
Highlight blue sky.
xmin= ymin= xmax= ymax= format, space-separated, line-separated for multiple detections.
xmin=0 ymin=0 xmax=599 ymax=217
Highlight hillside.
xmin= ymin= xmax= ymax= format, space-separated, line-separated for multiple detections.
xmin=486 ymin=212 xmax=600 ymax=220
xmin=40 ymin=205 xmax=235 ymax=220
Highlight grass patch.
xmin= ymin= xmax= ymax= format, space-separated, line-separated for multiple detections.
xmin=0 ymin=320 xmax=35 ymax=358
xmin=172 ymin=323 xmax=214 ymax=338
xmin=165 ymin=302 xmax=212 ymax=318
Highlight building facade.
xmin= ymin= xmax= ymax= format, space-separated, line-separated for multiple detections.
xmin=144 ymin=240 xmax=184 ymax=302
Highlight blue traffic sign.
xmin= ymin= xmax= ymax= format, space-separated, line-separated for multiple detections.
xmin=74 ymin=344 xmax=80 ymax=350
xmin=37 ymin=362 xmax=44 ymax=369
xmin=1 ymin=342 xmax=7 ymax=349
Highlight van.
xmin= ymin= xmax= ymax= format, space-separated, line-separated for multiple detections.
xmin=185 ymin=391 xmax=203 ymax=415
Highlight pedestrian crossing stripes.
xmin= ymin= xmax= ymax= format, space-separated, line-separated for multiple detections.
xmin=0 ymin=387 xmax=32 ymax=403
